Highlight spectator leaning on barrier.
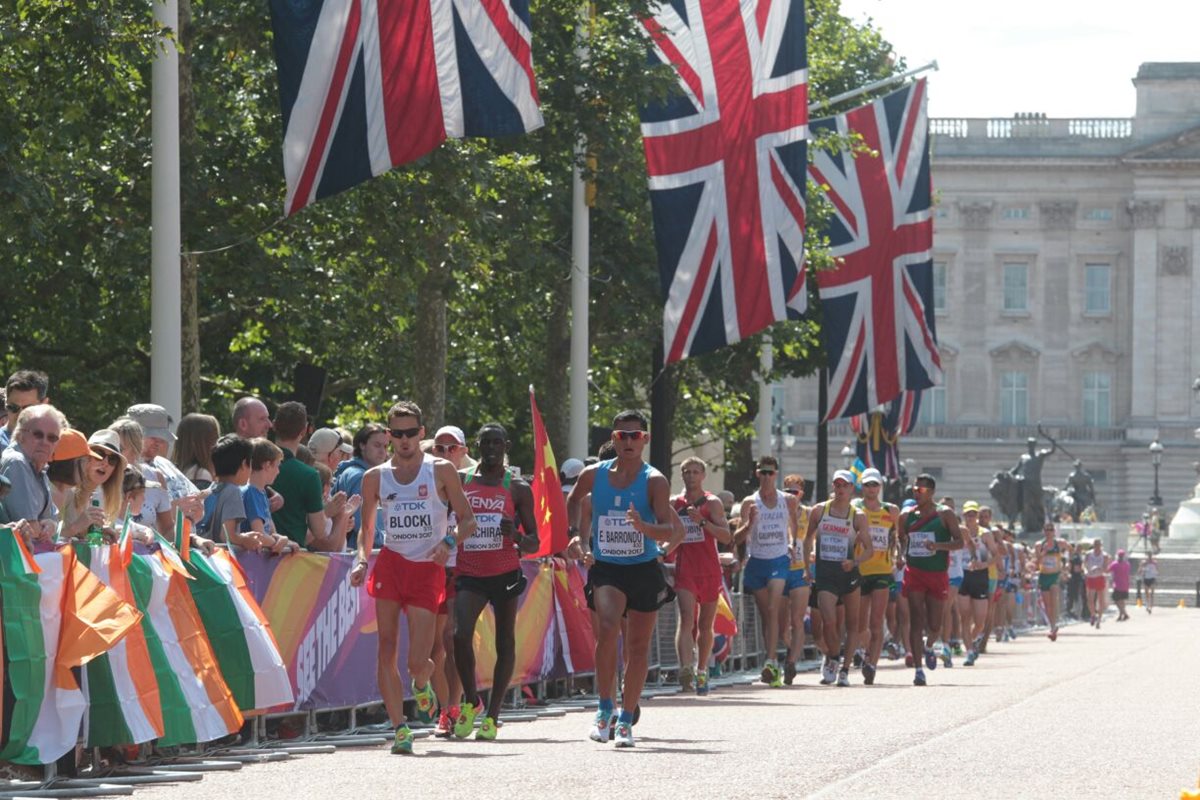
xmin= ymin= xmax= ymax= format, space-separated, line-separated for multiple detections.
xmin=0 ymin=404 xmax=66 ymax=526
xmin=46 ymin=429 xmax=102 ymax=519
xmin=309 ymin=427 xmax=353 ymax=472
xmin=173 ymin=413 xmax=220 ymax=490
xmin=333 ymin=422 xmax=389 ymax=550
xmin=109 ymin=417 xmax=174 ymax=534
xmin=61 ymin=430 xmax=126 ymax=540
xmin=271 ymin=401 xmax=346 ymax=552
xmin=0 ymin=370 xmax=50 ymax=452
xmin=126 ymin=403 xmax=200 ymax=502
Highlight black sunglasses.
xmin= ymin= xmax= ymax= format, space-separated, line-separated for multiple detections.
xmin=4 ymin=403 xmax=24 ymax=415
xmin=103 ymin=453 xmax=121 ymax=466
xmin=389 ymin=426 xmax=421 ymax=439
xmin=758 ymin=468 xmax=776 ymax=475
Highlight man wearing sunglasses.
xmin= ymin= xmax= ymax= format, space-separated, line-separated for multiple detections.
xmin=0 ymin=370 xmax=50 ymax=451
xmin=0 ymin=404 xmax=65 ymax=527
xmin=350 ymin=400 xmax=477 ymax=755
xmin=734 ymin=455 xmax=800 ymax=688
xmin=898 ymin=473 xmax=964 ymax=686
xmin=566 ymin=410 xmax=683 ymax=748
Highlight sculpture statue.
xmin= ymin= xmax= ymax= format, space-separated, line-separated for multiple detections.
xmin=1064 ymin=459 xmax=1097 ymax=521
xmin=1010 ymin=434 xmax=1056 ymax=533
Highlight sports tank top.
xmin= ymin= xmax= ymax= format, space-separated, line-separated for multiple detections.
xmin=591 ymin=459 xmax=660 ymax=565
xmin=1084 ymin=551 xmax=1106 ymax=577
xmin=456 ymin=469 xmax=519 ymax=578
xmin=671 ymin=493 xmax=721 ymax=577
xmin=748 ymin=492 xmax=789 ymax=560
xmin=1040 ymin=540 xmax=1063 ymax=574
xmin=379 ymin=455 xmax=449 ymax=561
xmin=814 ymin=501 xmax=857 ymax=581
xmin=904 ymin=506 xmax=951 ymax=572
xmin=790 ymin=504 xmax=810 ymax=570
xmin=948 ymin=546 xmax=965 ymax=579
xmin=854 ymin=500 xmax=894 ymax=576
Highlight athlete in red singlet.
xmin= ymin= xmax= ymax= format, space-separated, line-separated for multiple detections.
xmin=451 ymin=424 xmax=539 ymax=740
xmin=666 ymin=457 xmax=730 ymax=696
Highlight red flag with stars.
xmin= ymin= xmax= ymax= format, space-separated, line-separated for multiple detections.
xmin=526 ymin=386 xmax=568 ymax=559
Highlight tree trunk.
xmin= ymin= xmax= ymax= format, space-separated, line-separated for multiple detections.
xmin=181 ymin=252 xmax=201 ymax=413
xmin=177 ymin=0 xmax=200 ymax=412
xmin=411 ymin=266 xmax=447 ymax=429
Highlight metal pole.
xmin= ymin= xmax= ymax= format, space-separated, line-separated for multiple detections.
xmin=808 ymin=60 xmax=940 ymax=115
xmin=756 ymin=338 xmax=773 ymax=461
xmin=151 ymin=0 xmax=182 ymax=422
xmin=568 ymin=6 xmax=591 ymax=461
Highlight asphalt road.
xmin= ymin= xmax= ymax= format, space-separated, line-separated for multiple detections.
xmin=136 ymin=608 xmax=1200 ymax=800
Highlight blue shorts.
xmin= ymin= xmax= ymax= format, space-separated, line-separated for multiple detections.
xmin=785 ymin=567 xmax=809 ymax=592
xmin=949 ymin=576 xmax=964 ymax=589
xmin=744 ymin=555 xmax=790 ymax=592
xmin=888 ymin=580 xmax=901 ymax=600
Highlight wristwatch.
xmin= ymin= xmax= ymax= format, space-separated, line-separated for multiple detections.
xmin=442 ymin=534 xmax=457 ymax=549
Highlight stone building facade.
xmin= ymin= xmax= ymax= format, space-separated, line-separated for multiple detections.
xmin=769 ymin=63 xmax=1200 ymax=526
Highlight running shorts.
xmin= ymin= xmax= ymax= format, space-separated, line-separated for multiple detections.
xmin=784 ymin=568 xmax=810 ymax=593
xmin=1085 ymin=576 xmax=1106 ymax=592
xmin=455 ymin=569 xmax=527 ymax=607
xmin=1142 ymin=578 xmax=1157 ymax=588
xmin=888 ymin=580 xmax=901 ymax=600
xmin=743 ymin=555 xmax=790 ymax=592
xmin=814 ymin=567 xmax=861 ymax=597
xmin=1112 ymin=589 xmax=1129 ymax=601
xmin=860 ymin=573 xmax=892 ymax=594
xmin=959 ymin=569 xmax=989 ymax=600
xmin=675 ymin=569 xmax=724 ymax=603
xmin=1038 ymin=572 xmax=1061 ymax=592
xmin=949 ymin=576 xmax=964 ymax=589
xmin=586 ymin=559 xmax=674 ymax=613
xmin=368 ymin=549 xmax=446 ymax=613
xmin=902 ymin=566 xmax=949 ymax=600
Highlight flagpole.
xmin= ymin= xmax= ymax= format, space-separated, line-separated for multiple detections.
xmin=808 ymin=60 xmax=939 ymax=115
xmin=568 ymin=4 xmax=592 ymax=461
xmin=755 ymin=336 xmax=773 ymax=466
xmin=150 ymin=0 xmax=182 ymax=423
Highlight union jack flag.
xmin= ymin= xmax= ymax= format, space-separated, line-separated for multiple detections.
xmin=849 ymin=389 xmax=922 ymax=479
xmin=809 ymin=79 xmax=942 ymax=419
xmin=639 ymin=0 xmax=808 ymax=364
xmin=270 ymin=0 xmax=543 ymax=216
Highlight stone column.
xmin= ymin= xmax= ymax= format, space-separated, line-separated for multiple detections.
xmin=1127 ymin=198 xmax=1162 ymax=421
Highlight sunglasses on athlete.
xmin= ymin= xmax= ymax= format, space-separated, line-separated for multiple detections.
xmin=433 ymin=443 xmax=462 ymax=454
xmin=613 ymin=430 xmax=648 ymax=441
xmin=757 ymin=468 xmax=776 ymax=476
xmin=389 ymin=426 xmax=421 ymax=439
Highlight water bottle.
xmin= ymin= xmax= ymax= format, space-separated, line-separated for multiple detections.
xmin=86 ymin=497 xmax=104 ymax=546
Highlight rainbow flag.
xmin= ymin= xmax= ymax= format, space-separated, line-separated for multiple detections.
xmin=527 ymin=386 xmax=568 ymax=558
xmin=0 ymin=540 xmax=141 ymax=765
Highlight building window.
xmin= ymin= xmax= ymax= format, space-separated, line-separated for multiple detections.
xmin=918 ymin=385 xmax=947 ymax=424
xmin=1002 ymin=206 xmax=1030 ymax=220
xmin=1083 ymin=207 xmax=1113 ymax=222
xmin=1084 ymin=263 xmax=1111 ymax=314
xmin=1000 ymin=371 xmax=1028 ymax=425
xmin=1003 ymin=263 xmax=1028 ymax=312
xmin=1082 ymin=371 xmax=1111 ymax=427
xmin=932 ymin=261 xmax=947 ymax=312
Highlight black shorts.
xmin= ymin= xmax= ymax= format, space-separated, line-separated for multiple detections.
xmin=814 ymin=565 xmax=861 ymax=598
xmin=859 ymin=573 xmax=891 ymax=594
xmin=455 ymin=569 xmax=527 ymax=607
xmin=1112 ymin=589 xmax=1129 ymax=601
xmin=1142 ymin=578 xmax=1157 ymax=588
xmin=585 ymin=559 xmax=674 ymax=613
xmin=959 ymin=569 xmax=990 ymax=600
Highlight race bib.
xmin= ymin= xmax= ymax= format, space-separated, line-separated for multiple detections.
xmin=682 ymin=517 xmax=705 ymax=544
xmin=385 ymin=500 xmax=434 ymax=545
xmin=464 ymin=512 xmax=504 ymax=551
xmin=908 ymin=530 xmax=934 ymax=558
xmin=597 ymin=514 xmax=645 ymax=558
xmin=869 ymin=525 xmax=889 ymax=552
xmin=755 ymin=521 xmax=786 ymax=547
xmin=1042 ymin=556 xmax=1058 ymax=571
xmin=819 ymin=533 xmax=849 ymax=562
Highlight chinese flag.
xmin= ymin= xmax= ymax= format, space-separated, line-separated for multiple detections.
xmin=527 ymin=386 xmax=569 ymax=559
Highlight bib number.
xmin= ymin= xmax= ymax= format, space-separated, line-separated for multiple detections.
xmin=464 ymin=512 xmax=504 ymax=552
xmin=820 ymin=533 xmax=849 ymax=562
xmin=682 ymin=518 xmax=705 ymax=544
xmin=908 ymin=530 xmax=934 ymax=558
xmin=1042 ymin=556 xmax=1058 ymax=571
xmin=597 ymin=514 xmax=644 ymax=558
xmin=755 ymin=521 xmax=785 ymax=547
xmin=870 ymin=525 xmax=889 ymax=553
xmin=385 ymin=502 xmax=434 ymax=545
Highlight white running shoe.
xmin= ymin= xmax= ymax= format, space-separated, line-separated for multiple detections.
xmin=613 ymin=722 xmax=635 ymax=748
xmin=588 ymin=711 xmax=616 ymax=743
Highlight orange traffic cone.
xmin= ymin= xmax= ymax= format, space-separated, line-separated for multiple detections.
xmin=1178 ymin=598 xmax=1187 ymax=609
xmin=1136 ymin=598 xmax=1143 ymax=607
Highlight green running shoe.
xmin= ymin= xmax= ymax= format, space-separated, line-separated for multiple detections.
xmin=391 ymin=726 xmax=414 ymax=755
xmin=454 ymin=700 xmax=483 ymax=739
xmin=695 ymin=672 xmax=710 ymax=696
xmin=412 ymin=680 xmax=436 ymax=724
xmin=476 ymin=717 xmax=498 ymax=741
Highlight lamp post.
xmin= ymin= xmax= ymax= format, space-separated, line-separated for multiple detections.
xmin=841 ymin=442 xmax=855 ymax=469
xmin=771 ymin=408 xmax=795 ymax=487
xmin=1149 ymin=438 xmax=1164 ymax=508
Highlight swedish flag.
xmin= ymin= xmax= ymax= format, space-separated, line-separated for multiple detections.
xmin=849 ymin=458 xmax=867 ymax=488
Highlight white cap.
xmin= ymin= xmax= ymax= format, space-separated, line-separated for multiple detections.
xmin=309 ymin=428 xmax=352 ymax=456
xmin=433 ymin=425 xmax=466 ymax=445
xmin=860 ymin=467 xmax=884 ymax=485
xmin=561 ymin=458 xmax=585 ymax=480
xmin=832 ymin=469 xmax=856 ymax=485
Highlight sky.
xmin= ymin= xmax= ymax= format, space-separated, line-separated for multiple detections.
xmin=836 ymin=0 xmax=1199 ymax=119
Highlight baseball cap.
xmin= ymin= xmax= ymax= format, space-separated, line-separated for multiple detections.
xmin=88 ymin=429 xmax=125 ymax=461
xmin=126 ymin=404 xmax=175 ymax=441
xmin=309 ymin=428 xmax=353 ymax=456
xmin=901 ymin=498 xmax=917 ymax=510
xmin=962 ymin=500 xmax=981 ymax=514
xmin=433 ymin=425 xmax=466 ymax=446
xmin=561 ymin=458 xmax=585 ymax=480
xmin=51 ymin=429 xmax=104 ymax=462
xmin=859 ymin=467 xmax=883 ymax=485
xmin=832 ymin=469 xmax=856 ymax=485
